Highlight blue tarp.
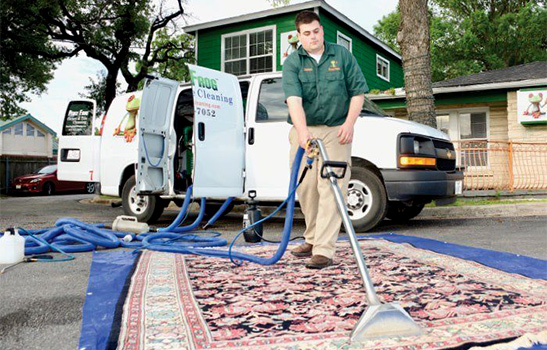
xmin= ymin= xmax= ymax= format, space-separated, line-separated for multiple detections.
xmin=78 ymin=251 xmax=139 ymax=350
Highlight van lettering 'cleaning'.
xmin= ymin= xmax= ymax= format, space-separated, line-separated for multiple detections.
xmin=190 ymin=69 xmax=234 ymax=106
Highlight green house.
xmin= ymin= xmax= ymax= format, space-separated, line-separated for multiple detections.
xmin=183 ymin=0 xmax=403 ymax=91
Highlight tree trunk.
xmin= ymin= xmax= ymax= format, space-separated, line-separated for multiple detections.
xmin=397 ymin=0 xmax=436 ymax=128
xmin=104 ymin=69 xmax=119 ymax=112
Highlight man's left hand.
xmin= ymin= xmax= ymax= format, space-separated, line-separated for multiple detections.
xmin=337 ymin=121 xmax=354 ymax=144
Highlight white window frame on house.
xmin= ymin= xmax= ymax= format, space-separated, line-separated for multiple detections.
xmin=14 ymin=123 xmax=23 ymax=136
xmin=376 ymin=54 xmax=390 ymax=82
xmin=336 ymin=31 xmax=352 ymax=52
xmin=2 ymin=127 xmax=11 ymax=135
xmin=436 ymin=107 xmax=490 ymax=169
xmin=26 ymin=123 xmax=36 ymax=137
xmin=221 ymin=25 xmax=277 ymax=76
xmin=37 ymin=129 xmax=45 ymax=137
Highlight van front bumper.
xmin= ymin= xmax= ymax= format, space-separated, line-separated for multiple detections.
xmin=381 ymin=169 xmax=464 ymax=202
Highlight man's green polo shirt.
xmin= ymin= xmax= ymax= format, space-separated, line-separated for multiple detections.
xmin=282 ymin=41 xmax=368 ymax=126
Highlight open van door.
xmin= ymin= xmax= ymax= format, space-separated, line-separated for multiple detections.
xmin=189 ymin=65 xmax=245 ymax=198
xmin=136 ymin=75 xmax=179 ymax=195
xmin=58 ymin=100 xmax=101 ymax=182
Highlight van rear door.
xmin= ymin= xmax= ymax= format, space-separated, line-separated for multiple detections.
xmin=189 ymin=65 xmax=245 ymax=198
xmin=136 ymin=75 xmax=179 ymax=195
xmin=58 ymin=100 xmax=101 ymax=182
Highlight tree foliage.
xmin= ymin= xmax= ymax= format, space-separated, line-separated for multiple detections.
xmin=79 ymin=71 xmax=122 ymax=116
xmin=0 ymin=0 xmax=59 ymax=120
xmin=135 ymin=28 xmax=195 ymax=90
xmin=374 ymin=0 xmax=547 ymax=81
xmin=268 ymin=0 xmax=291 ymax=8
xmin=1 ymin=0 xmax=193 ymax=119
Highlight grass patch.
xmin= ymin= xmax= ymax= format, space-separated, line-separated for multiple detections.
xmin=426 ymin=198 xmax=547 ymax=207
xmin=100 ymin=195 xmax=120 ymax=200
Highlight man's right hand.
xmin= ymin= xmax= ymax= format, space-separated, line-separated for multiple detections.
xmin=286 ymin=96 xmax=313 ymax=151
xmin=297 ymin=128 xmax=314 ymax=152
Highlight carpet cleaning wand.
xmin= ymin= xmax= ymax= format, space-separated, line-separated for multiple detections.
xmin=310 ymin=139 xmax=423 ymax=341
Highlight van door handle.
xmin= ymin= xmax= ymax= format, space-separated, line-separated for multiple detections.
xmin=198 ymin=122 xmax=205 ymax=141
xmin=248 ymin=127 xmax=254 ymax=145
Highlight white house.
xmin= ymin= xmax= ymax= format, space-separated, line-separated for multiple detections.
xmin=0 ymin=114 xmax=56 ymax=157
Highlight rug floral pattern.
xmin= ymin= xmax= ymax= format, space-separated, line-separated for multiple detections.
xmin=117 ymin=239 xmax=547 ymax=350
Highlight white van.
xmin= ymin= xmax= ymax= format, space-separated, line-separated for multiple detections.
xmin=58 ymin=67 xmax=463 ymax=232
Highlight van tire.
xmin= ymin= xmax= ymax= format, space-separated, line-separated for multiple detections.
xmin=386 ymin=202 xmax=425 ymax=222
xmin=122 ymin=175 xmax=164 ymax=223
xmin=346 ymin=166 xmax=387 ymax=232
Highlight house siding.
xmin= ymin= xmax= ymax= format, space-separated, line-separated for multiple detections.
xmin=1 ymin=120 xmax=53 ymax=157
xmin=196 ymin=9 xmax=404 ymax=91
xmin=197 ymin=12 xmax=297 ymax=72
xmin=319 ymin=9 xmax=404 ymax=90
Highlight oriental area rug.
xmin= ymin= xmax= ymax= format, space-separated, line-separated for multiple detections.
xmin=108 ymin=239 xmax=547 ymax=350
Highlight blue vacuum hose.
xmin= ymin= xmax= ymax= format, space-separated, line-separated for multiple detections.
xmin=9 ymin=147 xmax=306 ymax=266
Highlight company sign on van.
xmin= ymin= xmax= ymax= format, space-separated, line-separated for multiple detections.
xmin=63 ymin=101 xmax=93 ymax=136
xmin=189 ymin=66 xmax=236 ymax=109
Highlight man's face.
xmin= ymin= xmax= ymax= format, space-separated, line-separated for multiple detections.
xmin=297 ymin=20 xmax=324 ymax=54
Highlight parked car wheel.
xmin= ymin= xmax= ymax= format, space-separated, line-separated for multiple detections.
xmin=85 ymin=182 xmax=96 ymax=194
xmin=42 ymin=182 xmax=55 ymax=196
xmin=386 ymin=202 xmax=425 ymax=222
xmin=346 ymin=166 xmax=387 ymax=232
xmin=122 ymin=175 xmax=164 ymax=223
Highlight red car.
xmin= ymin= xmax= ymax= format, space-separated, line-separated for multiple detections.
xmin=10 ymin=165 xmax=96 ymax=195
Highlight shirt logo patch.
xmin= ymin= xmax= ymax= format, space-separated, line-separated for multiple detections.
xmin=303 ymin=67 xmax=313 ymax=72
xmin=328 ymin=60 xmax=340 ymax=71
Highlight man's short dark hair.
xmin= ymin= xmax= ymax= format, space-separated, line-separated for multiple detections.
xmin=295 ymin=11 xmax=321 ymax=32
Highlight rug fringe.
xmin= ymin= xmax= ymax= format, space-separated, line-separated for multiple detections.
xmin=469 ymin=332 xmax=547 ymax=350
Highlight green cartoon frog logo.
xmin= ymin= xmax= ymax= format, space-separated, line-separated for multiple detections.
xmin=114 ymin=94 xmax=140 ymax=142
xmin=523 ymin=93 xmax=546 ymax=119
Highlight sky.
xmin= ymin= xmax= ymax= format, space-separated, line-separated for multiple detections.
xmin=20 ymin=0 xmax=398 ymax=134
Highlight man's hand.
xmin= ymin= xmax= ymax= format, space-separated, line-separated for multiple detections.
xmin=337 ymin=121 xmax=354 ymax=144
xmin=297 ymin=128 xmax=314 ymax=151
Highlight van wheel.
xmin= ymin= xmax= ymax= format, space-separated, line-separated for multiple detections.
xmin=386 ymin=202 xmax=425 ymax=222
xmin=346 ymin=166 xmax=387 ymax=232
xmin=122 ymin=175 xmax=164 ymax=223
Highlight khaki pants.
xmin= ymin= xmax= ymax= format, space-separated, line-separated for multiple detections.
xmin=289 ymin=126 xmax=352 ymax=259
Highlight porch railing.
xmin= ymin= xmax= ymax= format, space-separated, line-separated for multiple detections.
xmin=452 ymin=140 xmax=547 ymax=191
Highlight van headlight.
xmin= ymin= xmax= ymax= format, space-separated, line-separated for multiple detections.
xmin=399 ymin=134 xmax=436 ymax=169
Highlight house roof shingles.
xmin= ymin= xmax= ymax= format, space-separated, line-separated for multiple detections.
xmin=433 ymin=61 xmax=547 ymax=89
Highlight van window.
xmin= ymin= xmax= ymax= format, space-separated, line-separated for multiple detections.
xmin=256 ymin=78 xmax=288 ymax=123
xmin=63 ymin=101 xmax=94 ymax=136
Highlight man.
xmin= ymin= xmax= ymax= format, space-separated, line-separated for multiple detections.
xmin=282 ymin=11 xmax=368 ymax=269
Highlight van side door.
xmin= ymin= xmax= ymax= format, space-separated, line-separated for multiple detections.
xmin=244 ymin=75 xmax=292 ymax=200
xmin=136 ymin=75 xmax=179 ymax=195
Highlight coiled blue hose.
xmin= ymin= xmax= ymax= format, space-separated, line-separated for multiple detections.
xmin=8 ymin=147 xmax=306 ymax=266
xmin=128 ymin=147 xmax=305 ymax=265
